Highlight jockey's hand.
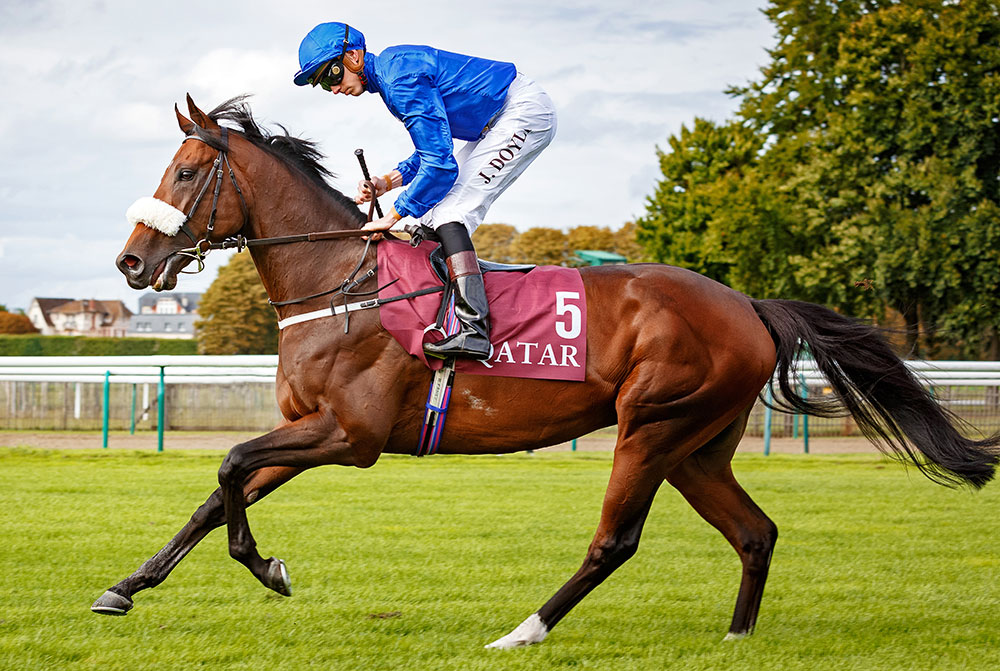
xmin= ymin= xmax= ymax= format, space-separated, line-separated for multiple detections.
xmin=355 ymin=173 xmax=394 ymax=204
xmin=360 ymin=210 xmax=401 ymax=241
xmin=355 ymin=179 xmax=382 ymax=204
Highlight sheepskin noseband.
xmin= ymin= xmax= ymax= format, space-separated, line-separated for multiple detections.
xmin=126 ymin=197 xmax=187 ymax=237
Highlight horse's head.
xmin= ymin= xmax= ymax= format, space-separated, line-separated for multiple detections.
xmin=117 ymin=95 xmax=250 ymax=291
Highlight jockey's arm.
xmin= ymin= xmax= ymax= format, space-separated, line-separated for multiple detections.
xmin=385 ymin=74 xmax=458 ymax=220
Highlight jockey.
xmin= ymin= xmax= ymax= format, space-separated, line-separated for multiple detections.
xmin=294 ymin=22 xmax=557 ymax=360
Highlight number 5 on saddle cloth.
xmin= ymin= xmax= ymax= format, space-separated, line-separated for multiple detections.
xmin=377 ymin=235 xmax=589 ymax=456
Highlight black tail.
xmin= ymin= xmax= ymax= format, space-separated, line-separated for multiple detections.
xmin=751 ymin=299 xmax=1000 ymax=489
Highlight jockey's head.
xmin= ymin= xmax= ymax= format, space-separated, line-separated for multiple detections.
xmin=294 ymin=22 xmax=366 ymax=96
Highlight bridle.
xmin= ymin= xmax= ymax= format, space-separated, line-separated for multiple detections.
xmin=173 ymin=125 xmax=250 ymax=274
xmin=174 ymin=124 xmax=376 ymax=270
xmin=169 ymin=125 xmax=395 ymax=322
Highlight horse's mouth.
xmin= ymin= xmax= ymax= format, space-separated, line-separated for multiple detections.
xmin=151 ymin=254 xmax=192 ymax=292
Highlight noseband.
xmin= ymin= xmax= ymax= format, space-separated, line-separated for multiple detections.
xmin=173 ymin=126 xmax=250 ymax=273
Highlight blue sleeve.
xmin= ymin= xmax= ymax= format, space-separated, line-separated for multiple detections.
xmin=388 ymin=74 xmax=458 ymax=219
xmin=396 ymin=151 xmax=419 ymax=186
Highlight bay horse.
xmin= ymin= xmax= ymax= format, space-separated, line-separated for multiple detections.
xmin=96 ymin=95 xmax=999 ymax=648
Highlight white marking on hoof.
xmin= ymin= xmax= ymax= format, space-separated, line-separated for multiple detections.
xmin=724 ymin=631 xmax=748 ymax=642
xmin=485 ymin=613 xmax=549 ymax=649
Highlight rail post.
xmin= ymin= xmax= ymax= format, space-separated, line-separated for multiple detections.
xmin=763 ymin=384 xmax=773 ymax=456
xmin=157 ymin=366 xmax=165 ymax=453
xmin=102 ymin=370 xmax=110 ymax=448
xmin=130 ymin=383 xmax=137 ymax=435
xmin=800 ymin=373 xmax=809 ymax=454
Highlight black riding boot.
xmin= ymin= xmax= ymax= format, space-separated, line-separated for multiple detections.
xmin=423 ymin=222 xmax=492 ymax=360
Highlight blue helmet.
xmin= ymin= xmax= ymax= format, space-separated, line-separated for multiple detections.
xmin=293 ymin=23 xmax=366 ymax=86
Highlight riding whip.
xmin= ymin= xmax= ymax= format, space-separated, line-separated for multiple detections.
xmin=354 ymin=148 xmax=384 ymax=219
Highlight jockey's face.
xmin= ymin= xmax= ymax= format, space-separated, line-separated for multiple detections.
xmin=327 ymin=49 xmax=365 ymax=97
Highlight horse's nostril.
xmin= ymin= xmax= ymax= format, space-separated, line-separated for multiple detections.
xmin=118 ymin=253 xmax=143 ymax=275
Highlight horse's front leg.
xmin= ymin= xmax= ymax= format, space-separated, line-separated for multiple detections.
xmin=91 ymin=466 xmax=301 ymax=615
xmin=217 ymin=410 xmax=382 ymax=594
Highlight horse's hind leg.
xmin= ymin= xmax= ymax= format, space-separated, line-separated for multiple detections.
xmin=486 ymin=436 xmax=669 ymax=649
xmin=91 ymin=465 xmax=301 ymax=615
xmin=666 ymin=408 xmax=778 ymax=640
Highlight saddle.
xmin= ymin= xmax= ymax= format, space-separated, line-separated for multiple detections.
xmin=427 ymin=246 xmax=534 ymax=281
xmin=408 ymin=224 xmax=535 ymax=281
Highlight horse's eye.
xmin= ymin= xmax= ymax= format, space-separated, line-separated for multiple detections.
xmin=178 ymin=169 xmax=196 ymax=182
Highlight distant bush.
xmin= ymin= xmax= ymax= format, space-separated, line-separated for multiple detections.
xmin=0 ymin=312 xmax=39 ymax=334
xmin=0 ymin=335 xmax=198 ymax=356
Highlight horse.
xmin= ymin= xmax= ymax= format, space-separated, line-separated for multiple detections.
xmin=95 ymin=95 xmax=999 ymax=648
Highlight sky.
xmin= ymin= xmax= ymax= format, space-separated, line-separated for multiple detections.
xmin=0 ymin=0 xmax=773 ymax=313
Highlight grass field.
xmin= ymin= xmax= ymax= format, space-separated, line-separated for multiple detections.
xmin=0 ymin=447 xmax=997 ymax=670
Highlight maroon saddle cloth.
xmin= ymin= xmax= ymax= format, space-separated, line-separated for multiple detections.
xmin=377 ymin=239 xmax=587 ymax=381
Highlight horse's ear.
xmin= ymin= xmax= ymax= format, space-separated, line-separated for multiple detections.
xmin=186 ymin=93 xmax=219 ymax=130
xmin=175 ymin=104 xmax=196 ymax=135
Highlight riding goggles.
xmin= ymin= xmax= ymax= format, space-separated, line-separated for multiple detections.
xmin=309 ymin=58 xmax=345 ymax=90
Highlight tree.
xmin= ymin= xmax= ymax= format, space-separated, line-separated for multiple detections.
xmin=473 ymin=223 xmax=518 ymax=262
xmin=510 ymin=227 xmax=570 ymax=265
xmin=638 ymin=0 xmax=1000 ymax=356
xmin=567 ymin=225 xmax=615 ymax=252
xmin=0 ymin=310 xmax=38 ymax=334
xmin=790 ymin=0 xmax=1000 ymax=355
xmin=637 ymin=117 xmax=801 ymax=297
xmin=612 ymin=222 xmax=647 ymax=263
xmin=195 ymin=252 xmax=278 ymax=354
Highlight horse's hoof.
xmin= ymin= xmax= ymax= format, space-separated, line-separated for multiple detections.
xmin=264 ymin=557 xmax=292 ymax=596
xmin=723 ymin=631 xmax=748 ymax=642
xmin=485 ymin=613 xmax=549 ymax=649
xmin=91 ymin=590 xmax=133 ymax=616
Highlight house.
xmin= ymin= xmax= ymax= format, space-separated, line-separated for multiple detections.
xmin=127 ymin=292 xmax=201 ymax=339
xmin=29 ymin=298 xmax=134 ymax=337
xmin=27 ymin=298 xmax=73 ymax=335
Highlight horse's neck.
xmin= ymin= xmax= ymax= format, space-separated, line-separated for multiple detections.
xmin=244 ymin=177 xmax=373 ymax=315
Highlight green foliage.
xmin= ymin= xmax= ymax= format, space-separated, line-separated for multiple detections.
xmin=473 ymin=223 xmax=641 ymax=266
xmin=0 ymin=335 xmax=197 ymax=356
xmin=638 ymin=0 xmax=1000 ymax=357
xmin=0 ymin=448 xmax=998 ymax=670
xmin=612 ymin=221 xmax=647 ymax=263
xmin=195 ymin=252 xmax=277 ymax=355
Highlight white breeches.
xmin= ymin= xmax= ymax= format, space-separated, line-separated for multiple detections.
xmin=419 ymin=73 xmax=557 ymax=234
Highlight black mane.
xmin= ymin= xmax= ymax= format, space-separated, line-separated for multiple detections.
xmin=206 ymin=95 xmax=365 ymax=224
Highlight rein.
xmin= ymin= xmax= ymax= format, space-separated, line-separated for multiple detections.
xmin=170 ymin=137 xmax=437 ymax=329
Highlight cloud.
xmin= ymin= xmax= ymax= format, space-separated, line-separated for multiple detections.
xmin=0 ymin=0 xmax=774 ymax=310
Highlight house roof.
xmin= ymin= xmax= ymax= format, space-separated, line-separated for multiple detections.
xmin=49 ymin=299 xmax=134 ymax=321
xmin=30 ymin=297 xmax=74 ymax=327
xmin=574 ymin=250 xmax=627 ymax=264
xmin=137 ymin=291 xmax=201 ymax=313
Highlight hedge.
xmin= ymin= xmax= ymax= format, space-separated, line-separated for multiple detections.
xmin=0 ymin=335 xmax=199 ymax=356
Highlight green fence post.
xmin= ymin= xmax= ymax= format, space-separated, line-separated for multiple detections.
xmin=157 ymin=367 xmax=165 ymax=453
xmin=571 ymin=438 xmax=577 ymax=452
xmin=102 ymin=371 xmax=111 ymax=449
xmin=130 ymin=383 xmax=137 ymax=435
xmin=763 ymin=385 xmax=773 ymax=456
xmin=800 ymin=373 xmax=809 ymax=454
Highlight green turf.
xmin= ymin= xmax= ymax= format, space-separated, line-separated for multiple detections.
xmin=0 ymin=447 xmax=997 ymax=670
